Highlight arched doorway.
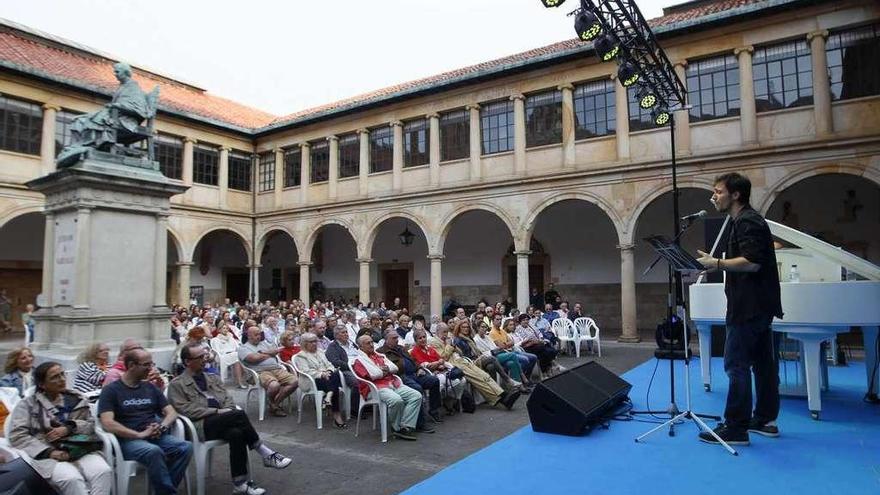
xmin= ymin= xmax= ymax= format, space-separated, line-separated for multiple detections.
xmin=191 ymin=230 xmax=250 ymax=306
xmin=0 ymin=212 xmax=44 ymax=337
xmin=369 ymin=217 xmax=429 ymax=313
xmin=308 ymin=224 xmax=358 ymax=307
xmin=258 ymin=230 xmax=299 ymax=303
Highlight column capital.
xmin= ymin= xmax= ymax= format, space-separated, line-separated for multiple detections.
xmin=176 ymin=261 xmax=195 ymax=267
xmin=509 ymin=93 xmax=525 ymax=102
xmin=300 ymin=141 xmax=311 ymax=150
xmin=513 ymin=250 xmax=532 ymax=257
xmin=673 ymin=60 xmax=688 ymax=69
xmin=183 ymin=136 xmax=198 ymax=144
xmin=272 ymin=146 xmax=283 ymax=153
xmin=219 ymin=145 xmax=232 ymax=152
xmin=465 ymin=103 xmax=481 ymax=111
xmin=426 ymin=112 xmax=440 ymax=119
xmin=733 ymin=46 xmax=754 ymax=57
xmin=806 ymin=29 xmax=829 ymax=42
xmin=426 ymin=254 xmax=445 ymax=261
xmin=609 ymin=72 xmax=618 ymax=81
xmin=617 ymin=243 xmax=636 ymax=251
xmin=42 ymin=103 xmax=62 ymax=112
xmin=297 ymin=260 xmax=313 ymax=267
xmin=390 ymin=120 xmax=403 ymax=128
xmin=357 ymin=128 xmax=370 ymax=136
xmin=247 ymin=264 xmax=262 ymax=269
xmin=76 ymin=206 xmax=92 ymax=215
xmin=557 ymin=83 xmax=575 ymax=91
xmin=356 ymin=258 xmax=373 ymax=264
xmin=327 ymin=135 xmax=339 ymax=143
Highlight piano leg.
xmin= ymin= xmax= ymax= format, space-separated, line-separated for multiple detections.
xmin=863 ymin=326 xmax=879 ymax=400
xmin=790 ymin=333 xmax=828 ymax=420
xmin=696 ymin=323 xmax=713 ymax=392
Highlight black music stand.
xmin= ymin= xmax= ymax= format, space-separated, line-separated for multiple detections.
xmin=632 ymin=235 xmax=739 ymax=455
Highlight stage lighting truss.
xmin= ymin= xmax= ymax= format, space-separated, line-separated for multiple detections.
xmin=573 ymin=10 xmax=602 ymax=41
xmin=636 ymin=84 xmax=657 ymax=109
xmin=541 ymin=0 xmax=567 ymax=8
xmin=652 ymin=106 xmax=671 ymax=126
xmin=594 ymin=33 xmax=621 ymax=61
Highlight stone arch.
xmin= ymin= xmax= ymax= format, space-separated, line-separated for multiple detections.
xmin=166 ymin=226 xmax=185 ymax=262
xmin=362 ymin=211 xmax=432 ymax=259
xmin=301 ymin=218 xmax=358 ymax=262
xmin=521 ymin=192 xmax=624 ymax=249
xmin=756 ymin=163 xmax=880 ymax=216
xmin=189 ymin=226 xmax=253 ymax=265
xmin=435 ymin=203 xmax=517 ymax=255
xmin=0 ymin=203 xmax=43 ymax=230
xmin=255 ymin=226 xmax=299 ymax=265
xmin=622 ymin=178 xmax=715 ymax=245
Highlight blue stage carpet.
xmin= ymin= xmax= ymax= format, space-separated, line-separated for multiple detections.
xmin=403 ymin=357 xmax=880 ymax=495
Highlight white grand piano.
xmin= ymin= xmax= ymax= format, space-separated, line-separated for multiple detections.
xmin=689 ymin=220 xmax=880 ymax=419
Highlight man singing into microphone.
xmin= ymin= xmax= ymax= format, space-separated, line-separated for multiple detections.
xmin=695 ymin=172 xmax=783 ymax=446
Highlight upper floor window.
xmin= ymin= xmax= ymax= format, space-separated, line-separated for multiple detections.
xmin=525 ymin=90 xmax=563 ymax=147
xmin=403 ymin=118 xmax=429 ymax=167
xmin=370 ymin=126 xmax=393 ymax=173
xmin=54 ymin=109 xmax=82 ymax=156
xmin=338 ymin=133 xmax=359 ymax=178
xmin=827 ymin=24 xmax=880 ymax=101
xmin=193 ymin=144 xmax=219 ymax=186
xmin=284 ymin=147 xmax=301 ymax=187
xmin=228 ymin=151 xmax=252 ymax=191
xmin=153 ymin=134 xmax=183 ymax=180
xmin=687 ymin=54 xmax=740 ymax=122
xmin=753 ymin=40 xmax=812 ymax=112
xmin=258 ymin=151 xmax=275 ymax=192
xmin=310 ymin=140 xmax=329 ymax=183
xmin=440 ymin=109 xmax=469 ymax=161
xmin=627 ymin=87 xmax=654 ymax=132
xmin=573 ymin=79 xmax=616 ymax=139
xmin=0 ymin=96 xmax=42 ymax=155
xmin=480 ymin=100 xmax=514 ymax=155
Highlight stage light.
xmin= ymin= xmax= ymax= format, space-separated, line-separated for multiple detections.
xmin=574 ymin=11 xmax=602 ymax=41
xmin=652 ymin=106 xmax=671 ymax=126
xmin=636 ymin=85 xmax=658 ymax=109
xmin=594 ymin=34 xmax=620 ymax=61
xmin=540 ymin=0 xmax=566 ymax=7
xmin=618 ymin=62 xmax=640 ymax=87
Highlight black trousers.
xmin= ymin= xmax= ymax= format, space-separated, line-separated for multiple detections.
xmin=723 ymin=314 xmax=780 ymax=432
xmin=402 ymin=373 xmax=440 ymax=426
xmin=203 ymin=409 xmax=260 ymax=478
xmin=313 ymin=372 xmax=342 ymax=412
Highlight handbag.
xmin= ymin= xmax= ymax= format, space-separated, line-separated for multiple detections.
xmin=459 ymin=388 xmax=476 ymax=414
xmin=57 ymin=434 xmax=103 ymax=461
xmin=446 ymin=367 xmax=464 ymax=381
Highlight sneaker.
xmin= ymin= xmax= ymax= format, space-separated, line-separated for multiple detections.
xmin=698 ymin=425 xmax=750 ymax=446
xmin=416 ymin=424 xmax=435 ymax=434
xmin=500 ymin=390 xmax=522 ymax=411
xmin=262 ymin=452 xmax=292 ymax=469
xmin=233 ymin=482 xmax=266 ymax=495
xmin=748 ymin=419 xmax=780 ymax=438
xmin=393 ymin=428 xmax=417 ymax=441
xmin=428 ymin=411 xmax=444 ymax=423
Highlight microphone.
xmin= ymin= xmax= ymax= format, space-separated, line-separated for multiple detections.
xmin=680 ymin=210 xmax=707 ymax=222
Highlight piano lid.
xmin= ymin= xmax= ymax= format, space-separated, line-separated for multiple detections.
xmin=766 ymin=220 xmax=880 ymax=281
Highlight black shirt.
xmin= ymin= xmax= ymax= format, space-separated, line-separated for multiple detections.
xmin=724 ymin=207 xmax=784 ymax=324
xmin=98 ymin=379 xmax=167 ymax=432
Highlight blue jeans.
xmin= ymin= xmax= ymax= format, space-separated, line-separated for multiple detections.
xmin=723 ymin=315 xmax=779 ymax=432
xmin=119 ymin=433 xmax=193 ymax=495
xmin=515 ymin=352 xmax=537 ymax=377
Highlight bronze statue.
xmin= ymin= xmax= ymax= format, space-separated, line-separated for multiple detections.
xmin=57 ymin=62 xmax=159 ymax=167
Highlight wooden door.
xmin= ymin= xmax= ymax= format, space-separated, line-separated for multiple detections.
xmin=225 ymin=273 xmax=249 ymax=305
xmin=383 ymin=269 xmax=409 ymax=309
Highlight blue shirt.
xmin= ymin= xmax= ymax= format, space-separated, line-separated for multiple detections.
xmin=98 ymin=379 xmax=167 ymax=432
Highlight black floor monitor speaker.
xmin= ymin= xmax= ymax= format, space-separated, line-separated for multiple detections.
xmin=527 ymin=361 xmax=632 ymax=436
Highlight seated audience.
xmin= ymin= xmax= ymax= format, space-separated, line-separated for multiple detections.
xmin=168 ymin=344 xmax=291 ymax=495
xmin=173 ymin=326 xmax=219 ymax=376
xmin=0 ymin=347 xmax=34 ymax=397
xmin=277 ymin=330 xmax=301 ymax=363
xmin=514 ymin=314 xmax=559 ymax=374
xmin=237 ymin=326 xmax=298 ymax=417
xmin=377 ymin=330 xmax=438 ymax=429
xmin=351 ymin=335 xmax=422 ymax=441
xmin=453 ymin=320 xmax=520 ymax=391
xmin=98 ymin=348 xmax=192 ymax=495
xmin=211 ymin=323 xmax=247 ymax=388
xmin=8 ymin=361 xmax=113 ymax=495
xmin=73 ymin=343 xmax=111 ymax=394
xmin=325 ymin=325 xmax=361 ymax=414
xmin=292 ymin=333 xmax=347 ymax=428
xmin=474 ymin=319 xmax=531 ymax=392
xmin=491 ymin=319 xmax=538 ymax=379
xmin=103 ymin=339 xmax=166 ymax=392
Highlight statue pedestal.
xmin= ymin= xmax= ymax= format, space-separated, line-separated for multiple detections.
xmin=26 ymin=153 xmax=188 ymax=368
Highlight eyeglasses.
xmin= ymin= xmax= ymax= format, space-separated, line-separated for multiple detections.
xmin=135 ymin=361 xmax=155 ymax=367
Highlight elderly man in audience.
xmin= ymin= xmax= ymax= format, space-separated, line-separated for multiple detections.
xmin=98 ymin=348 xmax=192 ymax=495
xmin=377 ymin=330 xmax=439 ymax=429
xmin=0 ymin=347 xmax=34 ymax=397
xmin=310 ymin=320 xmax=333 ymax=351
xmin=352 ymin=335 xmax=422 ymax=441
xmin=237 ymin=326 xmax=298 ymax=417
xmin=103 ymin=339 xmax=166 ymax=391
xmin=261 ymin=317 xmax=282 ymax=347
xmin=73 ymin=343 xmax=111 ymax=394
xmin=293 ymin=333 xmax=347 ymax=428
xmin=325 ymin=324 xmax=361 ymax=414
xmin=358 ymin=314 xmax=384 ymax=343
xmin=168 ymin=343 xmax=291 ymax=495
xmin=514 ymin=314 xmax=560 ymax=374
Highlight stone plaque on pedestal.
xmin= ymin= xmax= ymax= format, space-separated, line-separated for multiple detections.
xmin=26 ymin=151 xmax=188 ymax=368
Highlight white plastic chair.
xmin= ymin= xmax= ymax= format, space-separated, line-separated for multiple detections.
xmin=551 ymin=318 xmax=577 ymax=355
xmin=573 ymin=317 xmax=601 ymax=357
xmin=178 ymin=412 xmax=251 ymax=495
xmin=285 ymin=361 xmax=324 ymax=429
xmin=338 ymin=370 xmax=352 ymax=421
xmin=351 ymin=359 xmax=388 ymax=442
xmin=98 ymin=418 xmax=189 ymax=495
xmin=210 ymin=337 xmax=240 ymax=384
xmin=241 ymin=366 xmax=267 ymax=421
xmin=1 ymin=387 xmax=21 ymax=440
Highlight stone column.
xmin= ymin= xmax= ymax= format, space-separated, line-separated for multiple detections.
xmin=559 ymin=84 xmax=576 ymax=167
xmin=613 ymin=75 xmax=630 ymax=160
xmin=807 ymin=30 xmax=832 ymax=137
xmin=73 ymin=207 xmax=91 ymax=310
xmin=40 ymin=104 xmax=60 ymax=175
xmin=391 ymin=121 xmax=403 ymax=191
xmin=300 ymin=142 xmax=311 ymax=204
xmin=358 ymin=129 xmax=369 ymax=196
xmin=514 ymin=250 xmax=531 ymax=312
xmin=511 ymin=94 xmax=527 ymax=175
xmin=327 ymin=136 xmax=339 ymax=201
xmin=428 ymin=254 xmax=444 ymax=317
xmin=153 ymin=214 xmax=168 ymax=309
xmin=357 ymin=258 xmax=372 ymax=304
xmin=273 ymin=147 xmax=284 ymax=207
xmin=467 ymin=104 xmax=482 ymax=181
xmin=41 ymin=212 xmax=55 ymax=307
xmin=735 ymin=46 xmax=757 ymax=145
xmin=428 ymin=113 xmax=440 ymax=187
xmin=177 ymin=262 xmax=193 ymax=307
xmin=298 ymin=261 xmax=312 ymax=307
xmin=182 ymin=137 xmax=196 ymax=186
xmin=248 ymin=264 xmax=261 ymax=302
xmin=673 ymin=62 xmax=692 ymax=156
xmin=218 ymin=146 xmax=230 ymax=209
xmin=618 ymin=243 xmax=639 ymax=343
